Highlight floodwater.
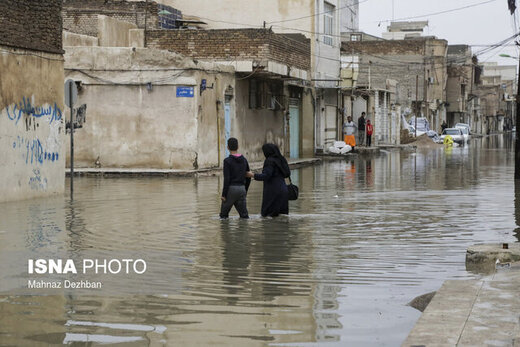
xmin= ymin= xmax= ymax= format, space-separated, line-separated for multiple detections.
xmin=0 ymin=134 xmax=517 ymax=346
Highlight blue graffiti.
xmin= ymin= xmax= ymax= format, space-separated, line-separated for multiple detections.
xmin=12 ymin=136 xmax=58 ymax=165
xmin=5 ymin=97 xmax=62 ymax=125
xmin=28 ymin=169 xmax=48 ymax=191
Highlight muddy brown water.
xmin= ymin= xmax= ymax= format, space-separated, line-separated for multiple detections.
xmin=0 ymin=134 xmax=516 ymax=346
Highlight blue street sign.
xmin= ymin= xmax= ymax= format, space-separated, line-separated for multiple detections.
xmin=176 ymin=86 xmax=194 ymax=97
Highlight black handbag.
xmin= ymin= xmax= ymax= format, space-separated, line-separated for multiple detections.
xmin=287 ymin=177 xmax=299 ymax=201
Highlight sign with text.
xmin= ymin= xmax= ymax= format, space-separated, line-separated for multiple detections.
xmin=176 ymin=86 xmax=194 ymax=98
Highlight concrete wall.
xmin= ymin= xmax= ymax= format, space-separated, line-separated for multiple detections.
xmin=301 ymin=89 xmax=315 ymax=157
xmin=0 ymin=0 xmax=65 ymax=202
xmin=0 ymin=47 xmax=65 ymax=202
xmin=232 ymin=79 xmax=285 ymax=163
xmin=340 ymin=0 xmax=359 ymax=33
xmin=63 ymin=31 xmax=99 ymax=46
xmin=64 ymin=47 xmax=235 ymax=170
xmin=98 ymin=15 xmax=137 ymax=47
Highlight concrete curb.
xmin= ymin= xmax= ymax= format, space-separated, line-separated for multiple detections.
xmin=66 ymin=158 xmax=322 ymax=177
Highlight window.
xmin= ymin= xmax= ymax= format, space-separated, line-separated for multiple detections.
xmin=323 ymin=2 xmax=335 ymax=46
xmin=249 ymin=80 xmax=259 ymax=109
xmin=350 ymin=34 xmax=361 ymax=41
xmin=249 ymin=80 xmax=284 ymax=110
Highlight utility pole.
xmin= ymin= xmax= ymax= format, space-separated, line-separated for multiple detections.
xmin=515 ymin=42 xmax=520 ymax=181
xmin=415 ymin=74 xmax=419 ymax=137
xmin=70 ymin=88 xmax=74 ymax=196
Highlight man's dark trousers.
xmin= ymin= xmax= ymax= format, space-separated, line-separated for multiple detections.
xmin=220 ymin=185 xmax=248 ymax=218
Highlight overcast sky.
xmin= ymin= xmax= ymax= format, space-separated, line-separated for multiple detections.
xmin=359 ymin=0 xmax=519 ymax=66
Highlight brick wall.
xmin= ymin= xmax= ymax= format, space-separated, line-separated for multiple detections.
xmin=146 ymin=29 xmax=311 ymax=71
xmin=0 ymin=0 xmax=63 ymax=54
xmin=63 ymin=0 xmax=158 ymax=37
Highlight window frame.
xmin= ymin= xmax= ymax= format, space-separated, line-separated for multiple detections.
xmin=323 ymin=1 xmax=335 ymax=46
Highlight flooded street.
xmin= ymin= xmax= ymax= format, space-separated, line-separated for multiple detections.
xmin=0 ymin=134 xmax=517 ymax=346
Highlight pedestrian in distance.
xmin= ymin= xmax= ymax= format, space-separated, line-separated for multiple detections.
xmin=220 ymin=137 xmax=251 ymax=219
xmin=246 ymin=143 xmax=290 ymax=217
xmin=441 ymin=120 xmax=448 ymax=133
xmin=343 ymin=116 xmax=357 ymax=149
xmin=366 ymin=119 xmax=373 ymax=147
xmin=358 ymin=112 xmax=366 ymax=146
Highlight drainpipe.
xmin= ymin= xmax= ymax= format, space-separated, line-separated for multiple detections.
xmin=216 ymin=100 xmax=221 ymax=165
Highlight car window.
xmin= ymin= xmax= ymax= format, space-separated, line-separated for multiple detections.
xmin=445 ymin=129 xmax=461 ymax=135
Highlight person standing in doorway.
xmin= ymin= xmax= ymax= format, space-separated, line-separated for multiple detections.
xmin=358 ymin=112 xmax=366 ymax=146
xmin=343 ymin=116 xmax=357 ymax=149
xmin=366 ymin=119 xmax=373 ymax=147
xmin=220 ymin=138 xmax=251 ymax=219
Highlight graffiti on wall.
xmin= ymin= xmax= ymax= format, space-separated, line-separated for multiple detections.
xmin=12 ymin=136 xmax=59 ymax=165
xmin=5 ymin=97 xmax=62 ymax=125
xmin=2 ymin=97 xmax=63 ymax=193
xmin=28 ymin=169 xmax=48 ymax=191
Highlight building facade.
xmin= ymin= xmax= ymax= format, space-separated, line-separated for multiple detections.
xmin=341 ymin=36 xmax=448 ymax=143
xmin=156 ymin=0 xmax=348 ymax=154
xmin=446 ymin=45 xmax=481 ymax=133
xmin=63 ymin=3 xmax=311 ymax=169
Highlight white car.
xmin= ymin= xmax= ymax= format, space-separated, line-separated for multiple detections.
xmin=457 ymin=126 xmax=470 ymax=143
xmin=455 ymin=123 xmax=471 ymax=134
xmin=439 ymin=128 xmax=465 ymax=145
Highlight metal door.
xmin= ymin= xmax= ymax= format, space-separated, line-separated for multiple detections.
xmin=224 ymin=101 xmax=231 ymax=157
xmin=325 ymin=105 xmax=337 ymax=148
xmin=289 ymin=101 xmax=300 ymax=158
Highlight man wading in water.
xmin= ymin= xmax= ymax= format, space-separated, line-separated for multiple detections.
xmin=220 ymin=138 xmax=251 ymax=219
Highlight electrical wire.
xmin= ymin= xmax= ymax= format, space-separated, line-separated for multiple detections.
xmin=374 ymin=0 xmax=499 ymax=24
xmin=266 ymin=0 xmax=369 ymax=25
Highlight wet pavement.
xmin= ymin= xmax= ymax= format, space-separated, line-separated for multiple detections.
xmin=0 ymin=134 xmax=517 ymax=346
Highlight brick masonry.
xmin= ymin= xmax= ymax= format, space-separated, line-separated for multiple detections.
xmin=146 ymin=29 xmax=311 ymax=72
xmin=63 ymin=0 xmax=158 ymax=37
xmin=0 ymin=0 xmax=63 ymax=54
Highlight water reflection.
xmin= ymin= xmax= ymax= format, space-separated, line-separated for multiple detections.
xmin=0 ymin=134 xmax=516 ymax=346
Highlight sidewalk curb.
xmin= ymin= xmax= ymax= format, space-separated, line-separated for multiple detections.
xmin=66 ymin=158 xmax=322 ymax=177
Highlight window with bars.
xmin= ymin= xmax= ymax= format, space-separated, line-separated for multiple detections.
xmin=323 ymin=2 xmax=335 ymax=46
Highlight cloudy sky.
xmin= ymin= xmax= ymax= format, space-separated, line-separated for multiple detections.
xmin=359 ymin=0 xmax=519 ymax=66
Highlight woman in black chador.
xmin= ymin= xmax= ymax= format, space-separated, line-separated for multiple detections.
xmin=253 ymin=143 xmax=291 ymax=217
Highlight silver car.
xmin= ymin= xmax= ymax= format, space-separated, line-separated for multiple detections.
xmin=439 ymin=128 xmax=464 ymax=145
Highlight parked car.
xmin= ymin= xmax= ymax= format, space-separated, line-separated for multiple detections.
xmin=458 ymin=126 xmax=470 ymax=143
xmin=455 ymin=123 xmax=471 ymax=134
xmin=439 ymin=128 xmax=465 ymax=145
